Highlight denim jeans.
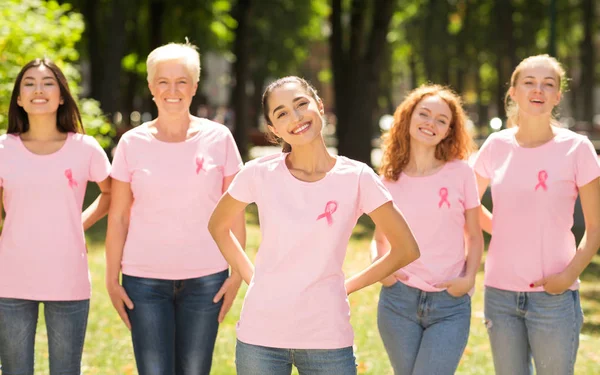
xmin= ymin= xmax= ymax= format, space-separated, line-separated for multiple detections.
xmin=377 ymin=281 xmax=471 ymax=375
xmin=0 ymin=298 xmax=89 ymax=375
xmin=484 ymin=286 xmax=583 ymax=375
xmin=235 ymin=339 xmax=357 ymax=375
xmin=122 ymin=270 xmax=228 ymax=375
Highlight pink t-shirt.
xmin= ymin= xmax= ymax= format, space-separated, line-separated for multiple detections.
xmin=111 ymin=120 xmax=242 ymax=279
xmin=383 ymin=160 xmax=480 ymax=292
xmin=473 ymin=127 xmax=600 ymax=292
xmin=0 ymin=133 xmax=110 ymax=300
xmin=228 ymin=153 xmax=392 ymax=349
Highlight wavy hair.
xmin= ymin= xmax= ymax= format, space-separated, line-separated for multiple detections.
xmin=380 ymin=84 xmax=475 ymax=181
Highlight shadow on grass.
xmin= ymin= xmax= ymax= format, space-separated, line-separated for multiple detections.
xmin=582 ymin=322 xmax=600 ymax=335
xmin=84 ymin=182 xmax=108 ymax=246
xmin=352 ymin=215 xmax=375 ymax=240
xmin=580 ymin=288 xmax=600 ymax=335
xmin=245 ymin=203 xmax=259 ymax=226
xmin=580 ymin=259 xmax=600 ymax=282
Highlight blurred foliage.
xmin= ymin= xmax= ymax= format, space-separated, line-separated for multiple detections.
xmin=2 ymin=0 xmax=596 ymax=156
xmin=0 ymin=0 xmax=115 ymax=148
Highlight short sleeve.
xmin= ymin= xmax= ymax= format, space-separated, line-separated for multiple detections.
xmin=574 ymin=137 xmax=600 ymax=187
xmin=472 ymin=135 xmax=494 ymax=179
xmin=358 ymin=165 xmax=392 ymax=214
xmin=463 ymin=165 xmax=481 ymax=210
xmin=87 ymin=137 xmax=111 ymax=182
xmin=223 ymin=130 xmax=243 ymax=177
xmin=110 ymin=136 xmax=132 ymax=182
xmin=227 ymin=162 xmax=257 ymax=204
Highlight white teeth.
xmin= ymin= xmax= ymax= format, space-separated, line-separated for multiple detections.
xmin=165 ymin=99 xmax=180 ymax=103
xmin=420 ymin=128 xmax=435 ymax=136
xmin=31 ymin=99 xmax=47 ymax=103
xmin=292 ymin=123 xmax=310 ymax=134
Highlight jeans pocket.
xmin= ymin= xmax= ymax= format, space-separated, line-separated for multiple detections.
xmin=382 ymin=281 xmax=400 ymax=290
xmin=444 ymin=290 xmax=468 ymax=299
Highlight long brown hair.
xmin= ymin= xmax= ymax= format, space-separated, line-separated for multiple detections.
xmin=380 ymin=84 xmax=475 ymax=181
xmin=261 ymin=76 xmax=321 ymax=153
xmin=505 ymin=54 xmax=566 ymax=127
xmin=8 ymin=58 xmax=84 ymax=134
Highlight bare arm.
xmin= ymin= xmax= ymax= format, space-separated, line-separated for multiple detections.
xmin=208 ymin=193 xmax=254 ymax=285
xmin=568 ymin=178 xmax=600 ymax=275
xmin=82 ymin=177 xmax=112 ymax=231
xmin=371 ymin=226 xmax=403 ymax=286
xmin=345 ymin=201 xmax=420 ymax=294
xmin=222 ymin=175 xmax=247 ymax=257
xmin=476 ymin=173 xmax=493 ymax=234
xmin=212 ymin=175 xmax=247 ymax=322
xmin=105 ymin=180 xmax=134 ymax=329
xmin=533 ymin=178 xmax=600 ymax=293
xmin=462 ymin=207 xmax=484 ymax=280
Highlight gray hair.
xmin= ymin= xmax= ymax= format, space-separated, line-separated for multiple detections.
xmin=146 ymin=42 xmax=200 ymax=83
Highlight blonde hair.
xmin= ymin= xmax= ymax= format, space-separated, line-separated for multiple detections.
xmin=505 ymin=54 xmax=566 ymax=127
xmin=146 ymin=42 xmax=201 ymax=83
xmin=380 ymin=84 xmax=475 ymax=181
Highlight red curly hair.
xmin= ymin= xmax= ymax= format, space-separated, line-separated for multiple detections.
xmin=380 ymin=84 xmax=475 ymax=181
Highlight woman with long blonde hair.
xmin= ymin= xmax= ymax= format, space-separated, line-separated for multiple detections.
xmin=474 ymin=54 xmax=600 ymax=375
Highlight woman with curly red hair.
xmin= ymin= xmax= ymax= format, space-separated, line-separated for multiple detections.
xmin=374 ymin=84 xmax=483 ymax=374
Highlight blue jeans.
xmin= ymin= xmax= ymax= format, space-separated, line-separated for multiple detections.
xmin=122 ymin=270 xmax=227 ymax=375
xmin=236 ymin=340 xmax=357 ymax=375
xmin=377 ymin=282 xmax=471 ymax=375
xmin=0 ymin=298 xmax=89 ymax=375
xmin=484 ymin=286 xmax=583 ymax=375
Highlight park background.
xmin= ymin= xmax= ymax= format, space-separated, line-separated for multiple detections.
xmin=1 ymin=0 xmax=600 ymax=373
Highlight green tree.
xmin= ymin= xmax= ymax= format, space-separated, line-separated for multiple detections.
xmin=0 ymin=0 xmax=115 ymax=147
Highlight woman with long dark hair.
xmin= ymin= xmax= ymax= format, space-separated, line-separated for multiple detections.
xmin=0 ymin=58 xmax=111 ymax=375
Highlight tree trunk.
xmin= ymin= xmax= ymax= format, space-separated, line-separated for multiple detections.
xmin=409 ymin=53 xmax=417 ymax=90
xmin=99 ymin=0 xmax=127 ymax=116
xmin=579 ymin=0 xmax=594 ymax=128
xmin=455 ymin=1 xmax=469 ymax=94
xmin=330 ymin=0 xmax=348 ymax=147
xmin=334 ymin=0 xmax=395 ymax=165
xmin=495 ymin=0 xmax=514 ymax=121
xmin=231 ymin=0 xmax=253 ymax=160
xmin=476 ymin=68 xmax=487 ymax=128
xmin=81 ymin=0 xmax=102 ymax=100
xmin=149 ymin=0 xmax=165 ymax=50
xmin=251 ymin=66 xmax=267 ymax=129
xmin=422 ymin=0 xmax=435 ymax=81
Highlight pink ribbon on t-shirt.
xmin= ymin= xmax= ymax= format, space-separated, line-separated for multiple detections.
xmin=64 ymin=169 xmax=78 ymax=188
xmin=317 ymin=200 xmax=338 ymax=226
xmin=438 ymin=187 xmax=450 ymax=208
xmin=195 ymin=156 xmax=205 ymax=174
xmin=535 ymin=170 xmax=548 ymax=191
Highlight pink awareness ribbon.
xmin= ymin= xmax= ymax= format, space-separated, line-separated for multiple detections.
xmin=316 ymin=200 xmax=338 ymax=226
xmin=438 ymin=187 xmax=450 ymax=208
xmin=195 ymin=156 xmax=205 ymax=174
xmin=64 ymin=169 xmax=78 ymax=188
xmin=535 ymin=170 xmax=548 ymax=191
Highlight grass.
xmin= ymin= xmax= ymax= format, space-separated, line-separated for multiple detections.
xmin=27 ymin=201 xmax=600 ymax=374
